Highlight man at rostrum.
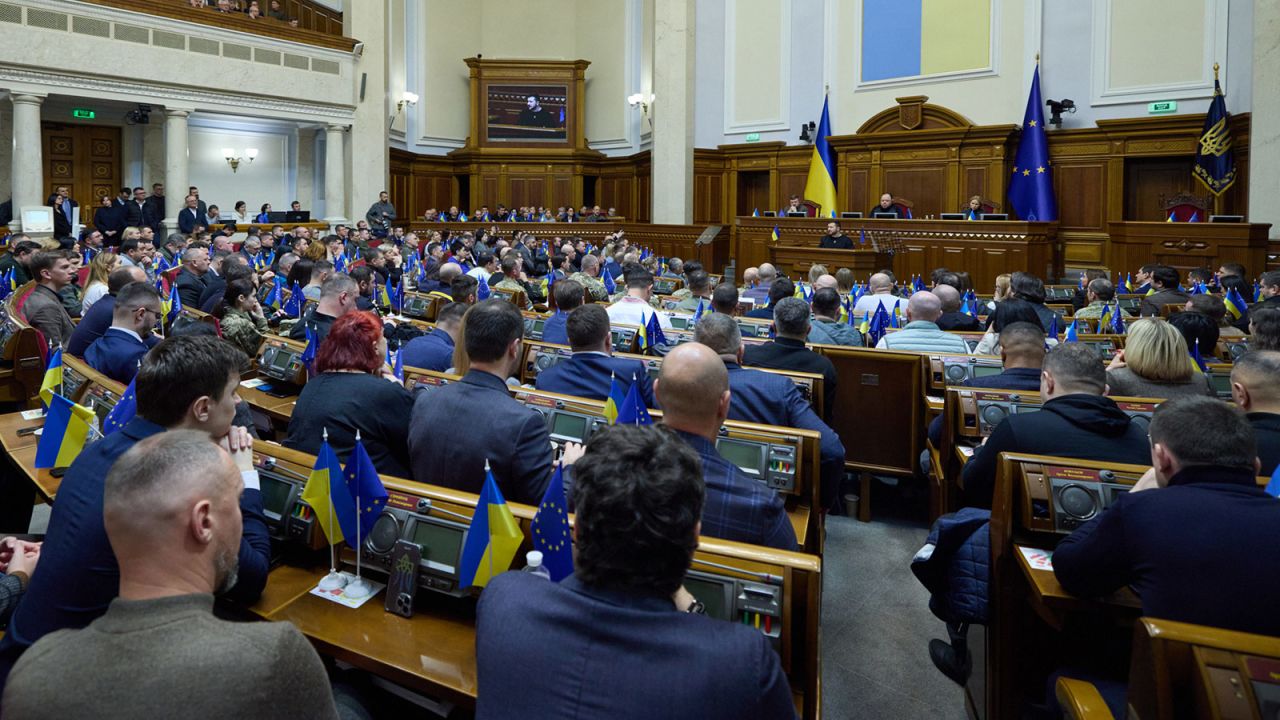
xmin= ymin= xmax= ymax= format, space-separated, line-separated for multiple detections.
xmin=818 ymin=221 xmax=853 ymax=249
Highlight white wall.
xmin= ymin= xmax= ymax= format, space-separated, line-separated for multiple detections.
xmin=188 ymin=120 xmax=296 ymax=215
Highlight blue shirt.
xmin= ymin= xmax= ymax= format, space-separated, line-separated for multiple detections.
xmin=541 ymin=311 xmax=568 ymax=346
xmin=673 ymin=430 xmax=797 ymax=550
xmin=400 ymin=328 xmax=455 ymax=372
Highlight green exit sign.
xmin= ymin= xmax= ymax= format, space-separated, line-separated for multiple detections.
xmin=1147 ymin=101 xmax=1177 ymax=114
xmin=71 ymin=108 xmax=95 ymax=119
xmin=744 ymin=132 xmax=761 ymax=142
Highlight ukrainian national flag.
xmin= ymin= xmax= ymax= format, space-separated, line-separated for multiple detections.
xmin=458 ymin=462 xmax=524 ymax=588
xmin=1224 ymin=286 xmax=1248 ymax=322
xmin=803 ymin=94 xmax=837 ymax=216
xmin=39 ymin=347 xmax=63 ymax=407
xmin=771 ymin=226 xmax=780 ymax=243
xmin=34 ymin=392 xmax=97 ymax=469
xmin=300 ymin=436 xmax=356 ymax=546
xmin=604 ymin=372 xmax=626 ymax=425
xmin=1008 ymin=63 xmax=1058 ymax=222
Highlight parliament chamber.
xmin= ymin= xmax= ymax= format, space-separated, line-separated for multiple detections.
xmin=0 ymin=1 xmax=1279 ymax=719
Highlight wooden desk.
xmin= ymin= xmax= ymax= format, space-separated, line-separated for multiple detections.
xmin=239 ymin=384 xmax=300 ymax=423
xmin=770 ymin=245 xmax=890 ymax=280
xmin=0 ymin=411 xmax=44 ymax=451
xmin=1013 ymin=544 xmax=1140 ymax=630
xmin=1107 ymin=221 xmax=1271 ymax=276
xmin=252 ymin=564 xmax=330 ymax=620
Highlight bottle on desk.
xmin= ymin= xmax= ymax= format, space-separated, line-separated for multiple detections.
xmin=522 ymin=551 xmax=551 ymax=580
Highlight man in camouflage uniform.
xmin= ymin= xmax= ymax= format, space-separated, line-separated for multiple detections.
xmin=570 ymin=254 xmax=610 ymax=302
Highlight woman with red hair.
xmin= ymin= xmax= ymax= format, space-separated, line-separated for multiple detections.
xmin=284 ymin=311 xmax=414 ymax=477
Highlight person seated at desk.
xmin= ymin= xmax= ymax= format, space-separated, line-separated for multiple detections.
xmin=1251 ymin=270 xmax=1280 ymax=314
xmin=408 ymin=300 xmax=580 ymax=505
xmin=607 ymin=266 xmax=673 ymax=331
xmin=536 ymin=304 xmax=655 ymax=408
xmin=963 ymin=195 xmax=983 ymax=220
xmin=818 ymin=221 xmax=853 ymax=249
xmin=779 ymin=194 xmax=805 ymax=216
xmin=399 ymin=301 xmax=465 ymax=372
xmin=84 ymin=282 xmax=164 ymax=384
xmin=1105 ymin=319 xmax=1213 ymax=399
xmin=1138 ymin=265 xmax=1190 ymax=317
xmin=288 ymin=273 xmax=359 ymax=347
xmin=0 ymin=336 xmax=270 ymax=691
xmin=933 ymin=284 xmax=982 ymax=333
xmin=449 ymin=274 xmax=480 ymax=305
xmin=1007 ymin=271 xmax=1064 ymax=335
xmin=1186 ymin=293 xmax=1245 ymax=338
xmin=742 ymin=277 xmax=792 ymax=320
xmin=695 ymin=313 xmax=846 ymax=511
xmin=476 ymin=423 xmax=795 ymax=720
xmin=1169 ymin=311 xmax=1220 ymax=363
xmin=738 ymin=266 xmax=759 ymax=293
xmin=1229 ymin=351 xmax=1280 ymax=476
xmin=542 ymin=279 xmax=582 ymax=345
xmin=1073 ymin=278 xmax=1131 ymax=321
xmin=740 ymin=263 xmax=775 ymax=307
xmin=285 ymin=312 xmax=413 ymax=478
xmin=213 ymin=278 xmax=269 ymax=360
xmin=711 ymin=283 xmax=740 ymax=316
xmin=744 ymin=297 xmax=839 ymax=421
xmin=852 ymin=272 xmax=901 ymax=316
xmin=673 ymin=270 xmax=713 ymax=313
xmin=569 ymin=254 xmax=610 ymax=303
xmin=808 ymin=287 xmax=864 ymax=347
xmin=1 ymin=432 xmax=340 ymax=720
xmin=67 ymin=266 xmax=148 ymax=357
xmin=23 ymin=250 xmax=78 ymax=351
xmin=960 ymin=343 xmax=1151 ymax=509
xmin=174 ymin=247 xmax=211 ymax=310
xmin=975 ymin=299 xmax=1057 ymax=356
xmin=0 ymin=538 xmax=40 ymax=630
xmin=876 ymin=291 xmax=971 ymax=354
xmin=870 ymin=192 xmax=904 ymax=218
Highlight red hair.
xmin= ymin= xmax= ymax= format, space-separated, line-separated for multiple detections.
xmin=315 ymin=311 xmax=384 ymax=374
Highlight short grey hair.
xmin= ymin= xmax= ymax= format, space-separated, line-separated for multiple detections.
xmin=320 ymin=272 xmax=359 ymax=299
xmin=773 ymin=297 xmax=811 ymax=337
xmin=693 ymin=313 xmax=742 ymax=357
xmin=104 ymin=430 xmax=228 ymax=526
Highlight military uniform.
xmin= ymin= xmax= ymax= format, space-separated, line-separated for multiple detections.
xmin=569 ymin=272 xmax=609 ymax=302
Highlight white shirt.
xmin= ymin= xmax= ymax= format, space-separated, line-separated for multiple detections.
xmin=852 ymin=293 xmax=902 ymax=317
xmin=81 ymin=283 xmax=109 ymax=314
xmin=606 ymin=296 xmax=672 ymax=330
xmin=467 ymin=266 xmax=493 ymax=285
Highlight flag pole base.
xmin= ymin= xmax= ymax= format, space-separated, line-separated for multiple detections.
xmin=343 ymin=578 xmax=373 ymax=598
xmin=318 ymin=571 xmax=348 ymax=591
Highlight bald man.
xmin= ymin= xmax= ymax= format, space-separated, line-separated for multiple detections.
xmin=813 ymin=274 xmax=839 ymax=292
xmin=934 ymin=284 xmax=982 ymax=332
xmin=740 ymin=267 xmax=759 ymax=291
xmin=656 ymin=344 xmax=796 ymax=550
xmin=1230 ymin=351 xmax=1280 ymax=476
xmin=741 ymin=263 xmax=777 ymax=306
xmin=852 ymin=272 xmax=900 ymax=316
xmin=2 ymin=432 xmax=339 ymax=719
xmin=875 ymin=291 xmax=971 ymax=353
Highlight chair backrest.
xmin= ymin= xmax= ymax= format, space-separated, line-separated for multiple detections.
xmin=1161 ymin=192 xmax=1209 ymax=222
xmin=798 ymin=199 xmax=820 ymax=217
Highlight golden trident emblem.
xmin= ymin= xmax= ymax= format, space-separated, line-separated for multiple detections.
xmin=1199 ymin=117 xmax=1233 ymax=157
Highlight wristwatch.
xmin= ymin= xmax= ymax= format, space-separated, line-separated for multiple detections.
xmin=685 ymin=599 xmax=706 ymax=615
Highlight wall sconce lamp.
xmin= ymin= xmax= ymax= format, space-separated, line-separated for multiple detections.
xmin=627 ymin=92 xmax=653 ymax=114
xmin=222 ymin=147 xmax=258 ymax=173
xmin=397 ymin=91 xmax=419 ymax=115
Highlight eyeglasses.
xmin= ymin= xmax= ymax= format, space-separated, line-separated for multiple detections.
xmin=136 ymin=307 xmax=162 ymax=318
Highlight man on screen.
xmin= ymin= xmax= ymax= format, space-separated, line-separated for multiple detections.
xmin=518 ymin=95 xmax=556 ymax=128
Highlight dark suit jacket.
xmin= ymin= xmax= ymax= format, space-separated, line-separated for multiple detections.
xmin=123 ymin=200 xmax=152 ymax=229
xmin=535 ymin=353 xmax=655 ymax=408
xmin=0 ymin=418 xmax=270 ymax=692
xmin=407 ymin=370 xmax=553 ymax=505
xmin=177 ymin=207 xmax=203 ymax=234
xmin=1248 ymin=412 xmax=1280 ymax=477
xmin=175 ymin=268 xmax=209 ymax=310
xmin=476 ymin=572 xmax=794 ymax=720
xmin=399 ymin=328 xmax=455 ymax=372
xmin=83 ymin=328 xmax=153 ymax=384
xmin=1139 ymin=288 xmax=1191 ymax=317
xmin=197 ymin=271 xmax=227 ymax=312
xmin=1054 ymin=466 xmax=1280 ymax=637
xmin=288 ymin=308 xmax=337 ymax=347
xmin=23 ymin=285 xmax=76 ymax=350
xmin=541 ymin=311 xmax=568 ymax=345
xmin=742 ymin=337 xmax=838 ymax=423
xmin=67 ymin=294 xmax=115 ymax=357
xmin=284 ymin=373 xmax=415 ymax=478
xmin=92 ymin=206 xmax=125 ymax=239
xmin=937 ymin=311 xmax=983 ymax=332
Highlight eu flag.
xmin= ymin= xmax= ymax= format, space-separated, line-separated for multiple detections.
xmin=615 ymin=375 xmax=653 ymax=426
xmin=300 ymin=325 xmax=318 ymax=375
xmin=531 ymin=463 xmax=573 ymax=582
xmin=477 ymin=275 xmax=491 ymax=301
xmin=1064 ymin=318 xmax=1079 ymax=343
xmin=102 ymin=377 xmax=137 ymax=435
xmin=1008 ymin=65 xmax=1058 ymax=222
xmin=342 ymin=433 xmax=389 ymax=545
xmin=283 ymin=282 xmax=304 ymax=319
xmin=1193 ymin=68 xmax=1236 ymax=196
xmin=602 ymin=267 xmax=616 ymax=295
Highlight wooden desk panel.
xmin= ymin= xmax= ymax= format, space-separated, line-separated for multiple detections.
xmin=1107 ymin=221 xmax=1271 ymax=276
xmin=0 ymin=411 xmax=44 ymax=452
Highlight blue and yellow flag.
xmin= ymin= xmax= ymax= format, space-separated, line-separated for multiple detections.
xmin=1008 ymin=63 xmax=1058 ymax=221
xmin=1224 ymin=286 xmax=1249 ymax=323
xmin=1190 ymin=338 xmax=1209 ymax=372
xmin=39 ymin=347 xmax=63 ymax=407
xmin=531 ymin=463 xmax=573 ymax=582
xmin=604 ymin=372 xmax=626 ymax=425
xmin=300 ymin=435 xmax=355 ymax=546
xmin=343 ymin=434 xmax=389 ymax=545
xmin=771 ymin=226 xmax=780 ymax=243
xmin=103 ymin=377 xmax=137 ymax=435
xmin=1193 ymin=67 xmax=1236 ymax=196
xmin=458 ymin=462 xmax=524 ymax=588
xmin=803 ymin=94 xmax=837 ymax=216
xmin=34 ymin=392 xmax=97 ymax=469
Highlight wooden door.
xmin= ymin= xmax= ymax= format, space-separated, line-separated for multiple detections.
xmin=42 ymin=123 xmax=122 ymax=229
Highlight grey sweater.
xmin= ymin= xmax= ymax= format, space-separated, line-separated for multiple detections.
xmin=1105 ymin=366 xmax=1214 ymax=400
xmin=2 ymin=593 xmax=339 ymax=720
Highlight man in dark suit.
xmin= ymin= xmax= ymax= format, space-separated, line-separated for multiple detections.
xmin=22 ymin=251 xmax=77 ymax=350
xmin=926 ymin=322 xmax=1045 ymax=448
xmin=84 ymin=282 xmax=164 ymax=384
xmin=541 ymin=279 xmax=583 ymax=345
xmin=742 ymin=297 xmax=839 ymax=422
xmin=123 ymin=187 xmax=152 ymax=230
xmin=177 ymin=195 xmax=203 ymax=235
xmin=399 ymin=301 xmax=464 ymax=371
xmin=0 ymin=336 xmax=270 ymax=692
xmin=961 ymin=343 xmax=1151 ymax=509
xmin=934 ymin=284 xmax=982 ymax=332
xmin=407 ymin=300 xmax=579 ymax=505
xmin=818 ymin=221 xmax=854 ymax=249
xmin=1054 ymin=396 xmax=1280 ymax=637
xmin=743 ymin=277 xmax=792 ymax=320
xmin=1138 ymin=265 xmax=1190 ymax=317
xmin=1251 ymin=270 xmax=1280 ymax=314
xmin=696 ymin=313 xmax=846 ymax=511
xmin=536 ymin=305 xmax=655 ymax=408
xmin=870 ymin=192 xmax=904 ymax=218
xmin=67 ymin=266 xmax=149 ymax=357
xmin=475 ymin=423 xmax=794 ymax=719
xmin=175 ymin=248 xmax=211 ymax=309
xmin=1229 ymin=351 xmax=1280 ymax=476
xmin=196 ymin=253 xmax=236 ymax=312
xmin=142 ymin=183 xmax=165 ymax=233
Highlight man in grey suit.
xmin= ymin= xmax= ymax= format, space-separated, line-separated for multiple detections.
xmin=22 ymin=251 xmax=77 ymax=350
xmin=408 ymin=300 xmax=582 ymax=505
xmin=1 ymin=431 xmax=339 ymax=719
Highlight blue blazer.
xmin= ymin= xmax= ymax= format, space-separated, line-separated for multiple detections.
xmin=0 ymin=418 xmax=270 ymax=692
xmin=400 ymin=328 xmax=455 ymax=372
xmin=407 ymin=370 xmax=553 ymax=505
xmin=177 ymin=207 xmax=203 ymax=234
xmin=540 ymin=311 xmax=568 ymax=346
xmin=84 ymin=328 xmax=157 ymax=384
xmin=66 ymin=295 xmax=116 ymax=357
xmin=535 ymin=353 xmax=655 ymax=408
xmin=477 ymin=572 xmax=794 ymax=720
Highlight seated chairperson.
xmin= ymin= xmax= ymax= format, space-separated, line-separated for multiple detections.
xmin=876 ymin=291 xmax=972 ymax=354
xmin=1186 ymin=293 xmax=1245 ymax=338
xmin=288 ymin=273 xmax=359 ymax=346
xmin=400 ymin=301 xmax=466 ymax=372
xmin=67 ymin=266 xmax=148 ymax=357
xmin=475 ymin=424 xmax=794 ymax=719
xmin=852 ymin=272 xmax=901 ymax=316
xmin=870 ymin=192 xmax=904 ymax=218
xmin=655 ymin=344 xmax=796 ymax=549
xmin=1251 ymin=270 xmax=1280 ymax=314
xmin=1 ymin=538 xmax=40 ymax=630
xmin=175 ymin=247 xmax=211 ymax=309
xmin=408 ymin=300 xmax=579 ymax=504
xmin=1074 ymin=278 xmax=1132 ymax=320
xmin=744 ymin=297 xmax=839 ymax=421
xmin=1054 ymin=396 xmax=1280 ymax=637
xmin=213 ymin=278 xmax=269 ymax=359
xmin=933 ymin=284 xmax=982 ymax=333
xmin=23 ymin=250 xmax=77 ymax=350
xmin=818 ymin=221 xmax=853 ymax=249
xmin=285 ymin=312 xmax=413 ymax=478
xmin=807 ymin=287 xmax=864 ymax=347
xmin=743 ymin=278 xmax=794 ymax=320
xmin=961 ymin=343 xmax=1150 ymax=508
xmin=542 ymin=279 xmax=583 ymax=345
xmin=1105 ymin=319 xmax=1213 ymax=399
xmin=1 ymin=432 xmax=340 ymax=720
xmin=606 ymin=266 xmax=672 ymax=331
xmin=711 ymin=282 xmax=740 ymax=315
xmin=536 ymin=305 xmax=655 ymax=408
xmin=84 ymin=282 xmax=164 ymax=384
xmin=696 ymin=313 xmax=846 ymax=510
xmin=1230 ymin=351 xmax=1280 ymax=476
xmin=1138 ymin=265 xmax=1190 ymax=317
xmin=672 ymin=270 xmax=713 ymax=313
xmin=0 ymin=337 xmax=269 ymax=689
xmin=740 ymin=263 xmax=776 ymax=307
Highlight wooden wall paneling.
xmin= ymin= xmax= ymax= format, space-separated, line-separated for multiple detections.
xmin=846 ymin=165 xmax=869 ymax=215
xmin=1125 ymin=157 xmax=1195 ymax=221
xmin=882 ymin=164 xmax=946 ymax=218
xmin=552 ymin=176 xmax=573 ymax=209
xmin=42 ymin=123 xmax=122 ymax=229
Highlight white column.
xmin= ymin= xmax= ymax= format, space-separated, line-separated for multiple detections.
xmin=345 ymin=0 xmax=389 ymax=224
xmin=11 ymin=93 xmax=46 ymax=233
xmin=324 ymin=123 xmax=348 ymax=226
xmin=1250 ymin=2 xmax=1280 ymax=242
xmin=162 ymin=108 xmax=191 ymax=232
xmin=651 ymin=0 xmax=695 ymax=224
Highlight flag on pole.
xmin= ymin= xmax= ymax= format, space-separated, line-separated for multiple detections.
xmin=803 ymin=93 xmax=838 ymax=217
xmin=343 ymin=433 xmax=389 ymax=545
xmin=531 ymin=463 xmax=573 ymax=582
xmin=39 ymin=347 xmax=63 ymax=407
xmin=34 ymin=393 xmax=97 ymax=469
xmin=102 ymin=377 xmax=137 ymax=435
xmin=458 ymin=461 xmax=524 ymax=588
xmin=1007 ymin=62 xmax=1058 ymax=221
xmin=1193 ymin=64 xmax=1236 ymax=196
xmin=604 ymin=372 xmax=626 ymax=425
xmin=300 ymin=434 xmax=354 ymax=545
xmin=615 ymin=375 xmax=653 ymax=426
